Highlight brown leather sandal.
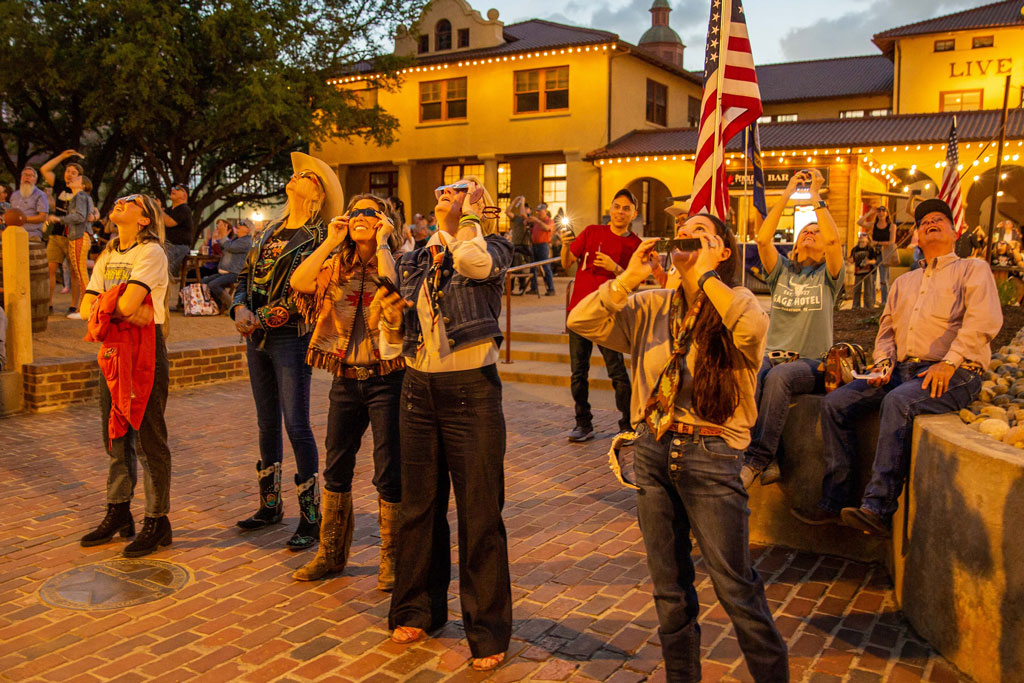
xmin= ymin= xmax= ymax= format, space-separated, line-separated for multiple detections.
xmin=471 ymin=652 xmax=506 ymax=671
xmin=391 ymin=626 xmax=425 ymax=644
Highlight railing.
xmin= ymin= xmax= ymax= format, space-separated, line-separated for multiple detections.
xmin=503 ymin=256 xmax=562 ymax=364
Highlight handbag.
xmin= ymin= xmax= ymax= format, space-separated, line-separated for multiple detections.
xmin=824 ymin=343 xmax=868 ymax=393
xmin=179 ymin=283 xmax=220 ymax=316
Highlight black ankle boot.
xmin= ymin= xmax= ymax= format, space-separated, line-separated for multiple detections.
xmin=123 ymin=516 xmax=172 ymax=557
xmin=237 ymin=461 xmax=284 ymax=531
xmin=81 ymin=502 xmax=135 ymax=547
xmin=287 ymin=474 xmax=320 ymax=551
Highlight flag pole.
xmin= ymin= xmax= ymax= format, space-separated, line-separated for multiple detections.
xmin=984 ymin=75 xmax=1011 ymax=264
xmin=742 ymin=126 xmax=749 ymax=286
xmin=711 ymin=0 xmax=729 ymax=219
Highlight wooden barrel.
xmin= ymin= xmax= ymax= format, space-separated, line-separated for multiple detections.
xmin=29 ymin=240 xmax=48 ymax=333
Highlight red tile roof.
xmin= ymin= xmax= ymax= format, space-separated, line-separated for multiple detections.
xmin=585 ymin=108 xmax=1024 ymax=159
xmin=873 ymin=1 xmax=1024 ymax=54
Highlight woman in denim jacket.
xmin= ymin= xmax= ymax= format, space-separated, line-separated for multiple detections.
xmin=229 ymin=153 xmax=339 ymax=551
xmin=377 ymin=177 xmax=513 ymax=672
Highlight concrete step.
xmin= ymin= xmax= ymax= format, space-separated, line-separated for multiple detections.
xmin=497 ymin=359 xmax=615 ymax=391
xmin=505 ymin=340 xmax=630 ymax=366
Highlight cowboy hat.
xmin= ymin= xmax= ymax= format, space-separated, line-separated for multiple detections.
xmin=664 ymin=195 xmax=691 ymax=219
xmin=290 ymin=152 xmax=345 ymax=223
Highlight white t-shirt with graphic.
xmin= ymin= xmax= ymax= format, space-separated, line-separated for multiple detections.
xmin=765 ymin=254 xmax=844 ymax=359
xmin=86 ymin=241 xmax=169 ymax=325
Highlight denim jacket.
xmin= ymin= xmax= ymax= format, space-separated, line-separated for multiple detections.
xmin=58 ymin=191 xmax=95 ymax=241
xmin=231 ymin=221 xmax=326 ymax=332
xmin=396 ymin=234 xmax=512 ymax=358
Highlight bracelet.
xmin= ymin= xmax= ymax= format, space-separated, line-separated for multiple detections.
xmin=379 ymin=317 xmax=401 ymax=332
xmin=611 ymin=277 xmax=635 ymax=295
xmin=941 ymin=359 xmax=958 ymax=370
xmin=697 ymin=270 xmax=721 ymax=291
xmin=377 ymin=244 xmax=391 ymax=252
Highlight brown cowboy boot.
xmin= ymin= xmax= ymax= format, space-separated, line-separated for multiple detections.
xmin=292 ymin=490 xmax=353 ymax=581
xmin=377 ymin=498 xmax=400 ymax=591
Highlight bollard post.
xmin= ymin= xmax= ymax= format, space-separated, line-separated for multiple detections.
xmin=2 ymin=225 xmax=34 ymax=372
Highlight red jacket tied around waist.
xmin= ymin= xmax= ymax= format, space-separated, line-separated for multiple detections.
xmin=84 ymin=284 xmax=156 ymax=446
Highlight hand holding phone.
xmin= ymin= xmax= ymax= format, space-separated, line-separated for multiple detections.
xmin=371 ymin=274 xmax=400 ymax=296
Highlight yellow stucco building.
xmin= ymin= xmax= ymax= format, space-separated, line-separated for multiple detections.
xmin=315 ymin=0 xmax=1024 ymax=248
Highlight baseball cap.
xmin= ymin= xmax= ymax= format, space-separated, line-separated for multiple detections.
xmin=914 ymin=198 xmax=953 ymax=226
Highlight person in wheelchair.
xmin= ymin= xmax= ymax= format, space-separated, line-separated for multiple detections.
xmin=742 ymin=169 xmax=844 ymax=489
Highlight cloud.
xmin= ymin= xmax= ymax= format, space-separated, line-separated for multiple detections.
xmin=778 ymin=0 xmax=980 ymax=61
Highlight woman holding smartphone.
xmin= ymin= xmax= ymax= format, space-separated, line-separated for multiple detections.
xmin=567 ymin=214 xmax=788 ymax=682
xmin=376 ymin=177 xmax=513 ymax=672
xmin=288 ymin=194 xmax=404 ymax=588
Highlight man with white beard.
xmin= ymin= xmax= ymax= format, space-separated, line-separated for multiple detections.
xmin=9 ymin=167 xmax=50 ymax=240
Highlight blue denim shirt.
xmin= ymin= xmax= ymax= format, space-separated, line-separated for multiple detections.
xmin=396 ymin=234 xmax=512 ymax=358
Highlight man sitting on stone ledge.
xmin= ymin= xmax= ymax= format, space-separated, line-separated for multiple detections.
xmin=742 ymin=169 xmax=844 ymax=489
xmin=793 ymin=198 xmax=1001 ymax=537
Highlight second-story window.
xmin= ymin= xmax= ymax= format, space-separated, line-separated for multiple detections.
xmin=646 ymin=79 xmax=668 ymax=126
xmin=934 ymin=38 xmax=955 ymax=52
xmin=776 ymin=113 xmax=798 ymax=122
xmin=840 ymin=110 xmax=865 ymax=119
xmin=972 ymin=35 xmax=994 ymax=49
xmin=514 ymin=66 xmax=569 ymax=113
xmin=436 ymin=19 xmax=452 ymax=51
xmin=458 ymin=28 xmax=470 ymax=48
xmin=420 ymin=77 xmax=467 ymax=122
xmin=418 ymin=35 xmax=429 ymax=54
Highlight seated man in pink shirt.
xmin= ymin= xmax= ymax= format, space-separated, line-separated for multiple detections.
xmin=793 ymin=199 xmax=1002 ymax=536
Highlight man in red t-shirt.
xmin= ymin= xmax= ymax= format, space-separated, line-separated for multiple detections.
xmin=561 ymin=189 xmax=643 ymax=441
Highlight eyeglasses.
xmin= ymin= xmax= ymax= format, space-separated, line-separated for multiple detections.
xmin=290 ymin=171 xmax=322 ymax=187
xmin=114 ymin=194 xmax=146 ymax=210
xmin=348 ymin=207 xmax=380 ymax=218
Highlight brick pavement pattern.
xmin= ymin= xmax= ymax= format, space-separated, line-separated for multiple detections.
xmin=0 ymin=376 xmax=968 ymax=682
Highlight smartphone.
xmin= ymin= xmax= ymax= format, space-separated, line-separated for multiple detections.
xmin=654 ymin=238 xmax=702 ymax=253
xmin=371 ymin=274 xmax=400 ymax=296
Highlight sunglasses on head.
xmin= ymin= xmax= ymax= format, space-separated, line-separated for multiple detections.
xmin=348 ymin=207 xmax=380 ymax=218
xmin=115 ymin=194 xmax=146 ymax=210
xmin=170 ymin=184 xmax=186 ymax=192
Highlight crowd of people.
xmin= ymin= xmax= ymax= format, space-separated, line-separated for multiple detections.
xmin=0 ymin=148 xmax=1009 ymax=680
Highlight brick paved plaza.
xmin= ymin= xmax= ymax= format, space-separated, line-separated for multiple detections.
xmin=0 ymin=375 xmax=968 ymax=682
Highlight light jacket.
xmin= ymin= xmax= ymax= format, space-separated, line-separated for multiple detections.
xmin=58 ymin=191 xmax=95 ymax=241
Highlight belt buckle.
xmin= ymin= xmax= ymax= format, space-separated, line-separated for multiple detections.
xmin=355 ymin=367 xmax=371 ymax=380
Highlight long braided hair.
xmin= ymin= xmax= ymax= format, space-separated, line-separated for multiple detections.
xmin=687 ymin=214 xmax=743 ymax=425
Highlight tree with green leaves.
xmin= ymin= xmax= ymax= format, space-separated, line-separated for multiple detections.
xmin=0 ymin=0 xmax=424 ymax=238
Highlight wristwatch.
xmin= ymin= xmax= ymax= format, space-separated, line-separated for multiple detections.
xmin=698 ymin=270 xmax=721 ymax=291
xmin=814 ymin=199 xmax=828 ymax=209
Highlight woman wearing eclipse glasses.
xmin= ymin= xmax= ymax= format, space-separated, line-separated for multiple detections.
xmin=230 ymin=153 xmax=339 ymax=551
xmin=376 ymin=177 xmax=513 ymax=672
xmin=287 ymin=193 xmax=405 ymax=589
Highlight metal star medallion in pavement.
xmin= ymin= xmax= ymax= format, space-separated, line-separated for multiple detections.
xmin=38 ymin=560 xmax=189 ymax=611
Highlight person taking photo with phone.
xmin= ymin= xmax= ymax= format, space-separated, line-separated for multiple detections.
xmin=567 ymin=214 xmax=788 ymax=682
xmin=742 ymin=169 xmax=844 ymax=489
xmin=288 ymin=194 xmax=404 ymax=589
xmin=857 ymin=203 xmax=895 ymax=307
xmin=560 ymin=189 xmax=643 ymax=442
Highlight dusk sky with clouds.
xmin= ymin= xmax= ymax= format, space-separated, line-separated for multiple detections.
xmin=478 ymin=0 xmax=985 ymax=70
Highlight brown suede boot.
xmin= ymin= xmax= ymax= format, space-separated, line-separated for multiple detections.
xmin=292 ymin=490 xmax=353 ymax=581
xmin=377 ymin=498 xmax=400 ymax=591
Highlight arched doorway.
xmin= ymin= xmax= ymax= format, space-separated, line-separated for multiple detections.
xmin=625 ymin=177 xmax=673 ymax=238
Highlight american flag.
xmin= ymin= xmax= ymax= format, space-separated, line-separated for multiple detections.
xmin=938 ymin=119 xmax=966 ymax=235
xmin=690 ymin=0 xmax=762 ymax=220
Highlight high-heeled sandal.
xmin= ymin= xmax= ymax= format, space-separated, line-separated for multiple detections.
xmin=391 ymin=626 xmax=425 ymax=644
xmin=471 ymin=652 xmax=506 ymax=671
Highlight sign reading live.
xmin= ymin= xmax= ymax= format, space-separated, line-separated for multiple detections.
xmin=949 ymin=58 xmax=1013 ymax=78
xmin=727 ymin=166 xmax=830 ymax=190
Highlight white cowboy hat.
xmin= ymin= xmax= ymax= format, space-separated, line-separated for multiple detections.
xmin=664 ymin=197 xmax=690 ymax=219
xmin=290 ymin=152 xmax=345 ymax=223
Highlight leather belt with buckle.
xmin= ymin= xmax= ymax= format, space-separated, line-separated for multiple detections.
xmin=340 ymin=358 xmax=405 ymax=380
xmin=667 ymin=422 xmax=724 ymax=437
xmin=901 ymin=357 xmax=984 ymax=376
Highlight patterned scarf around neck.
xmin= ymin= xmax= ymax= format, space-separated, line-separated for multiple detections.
xmin=642 ymin=285 xmax=705 ymax=439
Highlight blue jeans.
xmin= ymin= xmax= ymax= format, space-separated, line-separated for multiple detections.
xmin=746 ymin=358 xmax=824 ymax=471
xmin=569 ymin=329 xmax=632 ymax=432
xmin=819 ymin=361 xmax=981 ymax=521
xmin=202 ymin=272 xmax=238 ymax=307
xmin=634 ymin=427 xmax=789 ymax=683
xmin=876 ymin=265 xmax=889 ymax=307
xmin=324 ymin=371 xmax=403 ymax=502
xmin=245 ymin=329 xmax=318 ymax=480
xmin=529 ymin=243 xmax=554 ymax=293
